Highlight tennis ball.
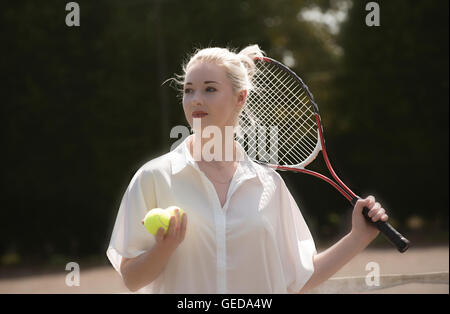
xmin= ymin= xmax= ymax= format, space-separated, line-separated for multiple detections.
xmin=141 ymin=206 xmax=185 ymax=236
xmin=142 ymin=208 xmax=171 ymax=236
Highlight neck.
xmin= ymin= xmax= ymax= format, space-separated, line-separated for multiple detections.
xmin=189 ymin=132 xmax=241 ymax=167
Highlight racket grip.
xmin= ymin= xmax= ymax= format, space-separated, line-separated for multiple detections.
xmin=362 ymin=207 xmax=410 ymax=253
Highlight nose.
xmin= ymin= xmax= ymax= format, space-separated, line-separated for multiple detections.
xmin=190 ymin=91 xmax=204 ymax=106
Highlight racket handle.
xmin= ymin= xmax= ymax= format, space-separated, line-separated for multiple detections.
xmin=362 ymin=207 xmax=410 ymax=253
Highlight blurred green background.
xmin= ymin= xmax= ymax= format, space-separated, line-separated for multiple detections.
xmin=1 ymin=0 xmax=448 ymax=271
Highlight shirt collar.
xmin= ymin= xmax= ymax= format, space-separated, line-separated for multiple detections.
xmin=170 ymin=135 xmax=265 ymax=184
xmin=170 ymin=136 xmax=191 ymax=175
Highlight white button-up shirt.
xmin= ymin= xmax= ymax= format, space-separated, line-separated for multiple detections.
xmin=107 ymin=135 xmax=316 ymax=293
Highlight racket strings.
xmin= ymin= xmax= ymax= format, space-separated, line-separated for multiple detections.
xmin=246 ymin=69 xmax=303 ymax=149
xmin=245 ymin=86 xmax=315 ymax=164
xmin=239 ymin=60 xmax=319 ymax=166
xmin=248 ymin=63 xmax=317 ymax=135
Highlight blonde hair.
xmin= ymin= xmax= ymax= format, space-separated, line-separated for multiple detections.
xmin=169 ymin=44 xmax=265 ymax=97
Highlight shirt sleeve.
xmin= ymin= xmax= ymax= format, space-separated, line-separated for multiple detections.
xmin=277 ymin=178 xmax=317 ymax=293
xmin=106 ymin=167 xmax=157 ymax=276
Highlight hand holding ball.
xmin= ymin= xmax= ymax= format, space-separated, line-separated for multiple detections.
xmin=141 ymin=208 xmax=170 ymax=235
xmin=142 ymin=206 xmax=185 ymax=236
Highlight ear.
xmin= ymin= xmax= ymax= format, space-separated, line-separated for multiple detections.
xmin=237 ymin=90 xmax=247 ymax=107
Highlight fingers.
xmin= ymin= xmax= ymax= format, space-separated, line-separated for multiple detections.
xmin=366 ymin=195 xmax=375 ymax=210
xmin=180 ymin=213 xmax=187 ymax=241
xmin=173 ymin=209 xmax=181 ymax=236
xmin=356 ymin=195 xmax=371 ymax=207
xmin=355 ymin=195 xmax=374 ymax=214
xmin=355 ymin=196 xmax=389 ymax=222
xmin=368 ymin=202 xmax=381 ymax=217
xmin=167 ymin=209 xmax=185 ymax=239
xmin=168 ymin=215 xmax=177 ymax=237
xmin=156 ymin=209 xmax=187 ymax=251
xmin=175 ymin=209 xmax=181 ymax=237
xmin=155 ymin=226 xmax=165 ymax=243
xmin=365 ymin=197 xmax=389 ymax=222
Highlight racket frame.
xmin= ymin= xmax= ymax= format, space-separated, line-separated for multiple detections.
xmin=245 ymin=57 xmax=410 ymax=253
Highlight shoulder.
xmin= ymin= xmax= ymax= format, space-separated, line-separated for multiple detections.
xmin=131 ymin=149 xmax=177 ymax=182
xmin=142 ymin=151 xmax=174 ymax=173
xmin=250 ymin=160 xmax=284 ymax=188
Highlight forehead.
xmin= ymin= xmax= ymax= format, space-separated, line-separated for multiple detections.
xmin=185 ymin=62 xmax=228 ymax=83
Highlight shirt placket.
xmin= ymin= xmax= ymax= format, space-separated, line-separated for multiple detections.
xmin=195 ymin=163 xmax=256 ymax=294
xmin=215 ymin=204 xmax=227 ymax=293
xmin=196 ymin=169 xmax=227 ymax=293
xmin=215 ymin=174 xmax=255 ymax=293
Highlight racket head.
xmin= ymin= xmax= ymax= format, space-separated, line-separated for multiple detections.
xmin=237 ymin=57 xmax=322 ymax=168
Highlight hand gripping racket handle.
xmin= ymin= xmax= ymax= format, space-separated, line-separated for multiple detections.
xmin=361 ymin=206 xmax=410 ymax=253
xmin=351 ymin=198 xmax=410 ymax=253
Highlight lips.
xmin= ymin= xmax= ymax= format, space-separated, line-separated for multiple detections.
xmin=192 ymin=111 xmax=208 ymax=118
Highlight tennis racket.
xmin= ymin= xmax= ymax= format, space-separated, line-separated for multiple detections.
xmin=237 ymin=56 xmax=410 ymax=253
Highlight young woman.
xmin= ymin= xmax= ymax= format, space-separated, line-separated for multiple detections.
xmin=106 ymin=45 xmax=388 ymax=293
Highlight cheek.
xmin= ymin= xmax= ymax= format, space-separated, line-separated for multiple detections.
xmin=182 ymin=97 xmax=191 ymax=113
xmin=221 ymin=96 xmax=239 ymax=117
xmin=213 ymin=93 xmax=233 ymax=111
xmin=182 ymin=99 xmax=193 ymax=124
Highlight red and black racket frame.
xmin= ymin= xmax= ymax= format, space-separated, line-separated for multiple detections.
xmin=254 ymin=57 xmax=410 ymax=253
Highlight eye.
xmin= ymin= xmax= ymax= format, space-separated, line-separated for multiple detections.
xmin=184 ymin=88 xmax=193 ymax=94
xmin=206 ymin=86 xmax=217 ymax=92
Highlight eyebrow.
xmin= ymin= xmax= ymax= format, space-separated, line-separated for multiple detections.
xmin=185 ymin=81 xmax=219 ymax=85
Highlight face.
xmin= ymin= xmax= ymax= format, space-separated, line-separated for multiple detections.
xmin=182 ymin=62 xmax=246 ymax=133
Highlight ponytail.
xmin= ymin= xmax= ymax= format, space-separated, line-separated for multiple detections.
xmin=238 ymin=44 xmax=265 ymax=83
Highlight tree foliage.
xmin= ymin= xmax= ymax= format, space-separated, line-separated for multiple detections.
xmin=1 ymin=0 xmax=447 ymax=264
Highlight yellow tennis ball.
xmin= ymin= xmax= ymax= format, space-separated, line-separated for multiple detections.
xmin=142 ymin=208 xmax=171 ymax=236
xmin=166 ymin=206 xmax=185 ymax=221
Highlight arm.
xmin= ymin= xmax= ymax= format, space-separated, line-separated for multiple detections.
xmin=298 ymin=196 xmax=388 ymax=293
xmin=120 ymin=243 xmax=174 ymax=292
xmin=121 ymin=210 xmax=187 ymax=292
xmin=298 ymin=231 xmax=369 ymax=293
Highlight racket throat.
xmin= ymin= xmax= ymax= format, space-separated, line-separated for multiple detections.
xmin=315 ymin=114 xmax=357 ymax=199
